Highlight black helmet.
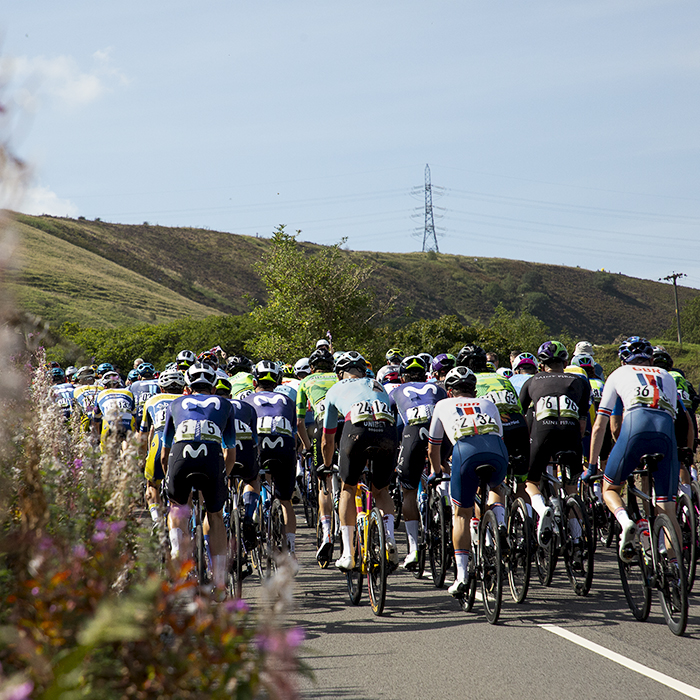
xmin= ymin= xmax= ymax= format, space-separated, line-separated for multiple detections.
xmin=226 ymin=355 xmax=253 ymax=375
xmin=214 ymin=376 xmax=233 ymax=396
xmin=456 ymin=345 xmax=488 ymax=372
xmin=335 ymin=351 xmax=367 ymax=375
xmin=399 ymin=355 xmax=427 ymax=380
xmin=444 ymin=366 xmax=477 ymax=392
xmin=309 ymin=347 xmax=334 ymax=371
xmin=618 ymin=336 xmax=653 ymax=365
xmin=652 ymin=346 xmax=673 ymax=371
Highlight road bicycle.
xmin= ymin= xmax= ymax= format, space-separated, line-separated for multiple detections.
xmin=223 ymin=471 xmax=255 ymax=598
xmin=456 ymin=463 xmax=503 ymax=625
xmin=677 ymin=446 xmax=698 ymax=592
xmin=251 ymin=460 xmax=287 ymax=577
xmin=617 ymin=452 xmax=688 ymax=636
xmin=536 ymin=451 xmax=594 ymax=596
xmin=316 ymin=464 xmax=341 ymax=568
xmin=186 ymin=474 xmax=209 ymax=587
xmin=299 ymin=451 xmax=319 ymax=529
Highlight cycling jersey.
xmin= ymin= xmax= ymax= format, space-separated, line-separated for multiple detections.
xmin=229 ymin=398 xmax=259 ymax=482
xmin=129 ymin=378 xmax=160 ymax=428
xmin=296 ymin=371 xmax=337 ymax=422
xmin=229 ymin=371 xmax=255 ymax=399
xmin=598 ymin=364 xmax=677 ymax=419
xmin=141 ymin=393 xmax=180 ymax=481
xmin=51 ymin=382 xmax=75 ymax=420
xmin=73 ymin=384 xmax=100 ymax=427
xmin=274 ymin=383 xmax=297 ymax=402
xmin=323 ymin=377 xmax=395 ymax=434
xmin=428 ymin=397 xmax=504 ymax=445
xmin=474 ymin=372 xmax=523 ymax=420
xmin=669 ymin=370 xmax=692 ymax=410
xmin=94 ymin=387 xmax=136 ymax=446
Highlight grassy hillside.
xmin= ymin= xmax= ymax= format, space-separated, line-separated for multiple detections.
xmin=8 ymin=219 xmax=221 ymax=327
xmin=10 ymin=213 xmax=699 ymax=340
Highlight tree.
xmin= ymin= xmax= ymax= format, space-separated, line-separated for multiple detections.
xmin=246 ymin=226 xmax=391 ymax=360
xmin=488 ymin=303 xmax=550 ymax=355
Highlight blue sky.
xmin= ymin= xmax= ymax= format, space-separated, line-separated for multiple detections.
xmin=3 ymin=1 xmax=699 ymax=289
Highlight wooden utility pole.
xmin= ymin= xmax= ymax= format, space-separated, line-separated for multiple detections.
xmin=661 ymin=272 xmax=686 ymax=347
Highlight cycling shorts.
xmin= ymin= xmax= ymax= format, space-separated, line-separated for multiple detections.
xmin=528 ymin=426 xmax=583 ymax=484
xmin=604 ymin=408 xmax=679 ymax=502
xmin=166 ymin=441 xmax=227 ymax=513
xmin=450 ymin=434 xmax=508 ymax=509
xmin=259 ymin=435 xmax=296 ymax=501
xmin=145 ymin=431 xmax=165 ymax=481
xmin=502 ymin=414 xmax=530 ymax=483
xmin=338 ymin=420 xmax=398 ymax=490
xmin=396 ymin=422 xmax=430 ymax=490
xmin=232 ymin=439 xmax=260 ymax=483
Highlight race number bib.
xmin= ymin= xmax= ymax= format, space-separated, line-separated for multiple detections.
xmin=535 ymin=395 xmax=579 ymax=421
xmin=257 ymin=415 xmax=293 ymax=437
xmin=314 ymin=399 xmax=327 ymax=421
xmin=405 ymin=404 xmax=433 ymax=425
xmin=453 ymin=410 xmax=499 ymax=439
xmin=174 ymin=419 xmax=223 ymax=443
xmin=235 ymin=419 xmax=253 ymax=441
xmin=350 ymin=400 xmax=394 ymax=425
xmin=483 ymin=389 xmax=518 ymax=412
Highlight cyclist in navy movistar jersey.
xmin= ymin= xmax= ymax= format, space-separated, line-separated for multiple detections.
xmin=390 ymin=355 xmax=447 ymax=569
xmin=130 ymin=363 xmax=160 ymax=430
xmin=51 ymin=367 xmax=75 ymax=421
xmin=242 ymin=361 xmax=299 ymax=558
xmin=162 ymin=362 xmax=237 ymax=590
xmin=321 ymin=351 xmax=399 ymax=571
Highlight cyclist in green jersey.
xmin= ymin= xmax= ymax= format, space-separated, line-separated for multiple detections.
xmin=226 ymin=355 xmax=255 ymax=398
xmin=296 ymin=347 xmax=339 ymax=563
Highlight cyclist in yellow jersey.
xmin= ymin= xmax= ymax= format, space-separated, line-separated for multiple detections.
xmin=296 ymin=347 xmax=338 ymax=563
xmin=94 ymin=371 xmax=136 ymax=452
xmin=73 ymin=366 xmax=101 ymax=436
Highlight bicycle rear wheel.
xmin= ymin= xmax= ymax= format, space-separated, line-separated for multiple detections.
xmin=535 ymin=510 xmax=556 ymax=587
xmin=654 ymin=513 xmax=688 ymax=636
xmin=563 ymin=495 xmax=594 ymax=596
xmin=367 ymin=508 xmax=388 ymax=616
xmin=428 ymin=492 xmax=449 ymax=588
xmin=480 ymin=509 xmax=503 ymax=624
xmin=413 ymin=511 xmax=426 ymax=580
xmin=507 ymin=497 xmax=531 ymax=603
xmin=676 ymin=493 xmax=697 ymax=593
xmin=315 ymin=506 xmax=335 ymax=569
xmin=346 ymin=526 xmax=363 ymax=605
xmin=226 ymin=503 xmax=243 ymax=598
xmin=267 ymin=498 xmax=287 ymax=574
xmin=390 ymin=478 xmax=403 ymax=529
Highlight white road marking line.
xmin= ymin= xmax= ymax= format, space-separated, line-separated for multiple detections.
xmin=540 ymin=624 xmax=700 ymax=699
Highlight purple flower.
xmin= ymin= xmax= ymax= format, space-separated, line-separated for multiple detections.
xmin=95 ymin=520 xmax=107 ymax=531
xmin=31 ymin=587 xmax=39 ymax=596
xmin=3 ymin=681 xmax=33 ymax=700
xmin=109 ymin=520 xmax=126 ymax=533
xmin=73 ymin=544 xmax=87 ymax=559
xmin=92 ymin=532 xmax=107 ymax=543
xmin=286 ymin=627 xmax=305 ymax=648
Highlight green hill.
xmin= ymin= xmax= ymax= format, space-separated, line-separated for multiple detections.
xmin=10 ymin=213 xmax=699 ymax=341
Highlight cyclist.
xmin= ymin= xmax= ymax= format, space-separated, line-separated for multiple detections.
xmin=385 ymin=348 xmax=403 ymax=365
xmin=508 ymin=352 xmax=538 ymax=396
xmin=294 ymin=357 xmax=311 ymax=381
xmin=518 ymin=341 xmax=590 ymax=546
xmin=573 ymin=341 xmax=605 ymax=380
xmin=296 ymin=347 xmax=339 ymax=563
xmin=431 ymin=353 xmax=457 ymax=387
xmin=140 ymin=368 xmax=186 ymax=527
xmin=73 ymin=366 xmax=101 ymax=434
xmin=390 ymin=355 xmax=447 ymax=569
xmin=588 ymin=337 xmax=681 ymax=561
xmin=227 ymin=355 xmax=255 ymax=398
xmin=96 ymin=362 xmax=114 ymax=381
xmin=50 ymin=367 xmax=75 ymax=421
xmin=94 ymin=371 xmax=136 ymax=452
xmin=161 ymin=362 xmax=236 ymax=590
xmin=457 ymin=345 xmax=529 ymax=532
xmin=321 ymin=351 xmax=399 ymax=570
xmin=176 ymin=350 xmax=196 ymax=372
xmin=276 ymin=364 xmax=299 ymax=401
xmin=65 ymin=366 xmax=77 ymax=385
xmin=130 ymin=362 xmax=160 ymax=430
xmin=376 ymin=364 xmax=401 ymax=394
xmin=486 ymin=352 xmax=499 ymax=370
xmin=427 ymin=366 xmax=508 ymax=596
xmin=242 ymin=361 xmax=299 ymax=559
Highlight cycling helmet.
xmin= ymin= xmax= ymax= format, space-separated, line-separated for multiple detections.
xmin=432 ymin=353 xmax=457 ymax=374
xmin=335 ymin=351 xmax=367 ymax=375
xmin=444 ymin=366 xmax=477 ymax=393
xmin=281 ymin=363 xmax=295 ymax=378
xmin=652 ymin=346 xmax=673 ymax=371
xmin=97 ymin=362 xmax=114 ymax=376
xmin=571 ymin=353 xmax=595 ymax=369
xmin=309 ymin=347 xmax=334 ymax=371
xmin=214 ymin=376 xmax=233 ymax=396
xmin=65 ymin=366 xmax=77 ymax=382
xmin=294 ymin=357 xmax=311 ymax=378
xmin=486 ymin=361 xmax=496 ymax=372
xmin=101 ymin=371 xmax=122 ymax=388
xmin=158 ymin=368 xmax=185 ymax=391
xmin=197 ymin=351 xmax=219 ymax=370
xmin=511 ymin=352 xmax=538 ymax=372
xmin=377 ymin=364 xmax=400 ymax=385
xmin=417 ymin=352 xmax=433 ymax=369
xmin=75 ymin=366 xmax=95 ymax=384
xmin=316 ymin=338 xmax=331 ymax=349
xmin=456 ymin=345 xmax=488 ymax=372
xmin=564 ymin=365 xmax=588 ymax=378
xmin=51 ymin=367 xmax=66 ymax=383
xmin=137 ymin=362 xmax=156 ymax=379
xmin=496 ymin=367 xmax=514 ymax=379
xmin=385 ymin=348 xmax=403 ymax=364
xmin=537 ymin=341 xmax=569 ymax=365
xmin=176 ymin=350 xmax=196 ymax=370
xmin=333 ymin=351 xmax=343 ymax=363
xmin=618 ymin=336 xmax=653 ymax=365
xmin=399 ymin=355 xmax=427 ymax=380
xmin=226 ymin=355 xmax=253 ymax=375
xmin=127 ymin=369 xmax=139 ymax=382
xmin=185 ymin=362 xmax=217 ymax=389
xmin=253 ymin=360 xmax=282 ymax=385
xmin=48 ymin=360 xmax=61 ymax=369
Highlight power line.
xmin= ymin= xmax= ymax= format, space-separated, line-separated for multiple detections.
xmin=420 ymin=164 xmax=439 ymax=253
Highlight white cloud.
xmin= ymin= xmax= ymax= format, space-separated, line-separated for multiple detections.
xmin=2 ymin=50 xmax=129 ymax=110
xmin=19 ymin=186 xmax=79 ymax=217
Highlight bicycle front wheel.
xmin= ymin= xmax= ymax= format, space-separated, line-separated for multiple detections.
xmin=346 ymin=525 xmax=363 ymax=605
xmin=507 ymin=497 xmax=531 ymax=603
xmin=563 ymin=495 xmax=594 ymax=596
xmin=226 ymin=504 xmax=243 ymax=598
xmin=367 ymin=508 xmax=388 ymax=616
xmin=480 ymin=509 xmax=503 ymax=624
xmin=676 ymin=493 xmax=697 ymax=593
xmin=428 ymin=492 xmax=449 ymax=588
xmin=654 ymin=513 xmax=688 ymax=636
xmin=267 ymin=498 xmax=287 ymax=574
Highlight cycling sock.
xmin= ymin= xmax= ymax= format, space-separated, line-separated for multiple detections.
xmin=243 ymin=491 xmax=259 ymax=520
xmin=383 ymin=514 xmax=395 ymax=542
xmin=455 ymin=550 xmax=470 ymax=581
xmin=320 ymin=515 xmax=332 ymax=540
xmin=614 ymin=507 xmax=633 ymax=530
xmin=286 ymin=532 xmax=296 ymax=552
xmin=680 ymin=483 xmax=692 ymax=498
xmin=149 ymin=504 xmax=159 ymax=523
xmin=212 ymin=555 xmax=226 ymax=588
xmin=491 ymin=503 xmax=506 ymax=528
xmin=405 ymin=520 xmax=419 ymax=553
xmin=169 ymin=527 xmax=183 ymax=558
xmin=530 ymin=493 xmax=547 ymax=518
xmin=341 ymin=525 xmax=355 ymax=556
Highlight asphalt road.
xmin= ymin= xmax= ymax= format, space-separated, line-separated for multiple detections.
xmin=264 ymin=513 xmax=700 ymax=700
